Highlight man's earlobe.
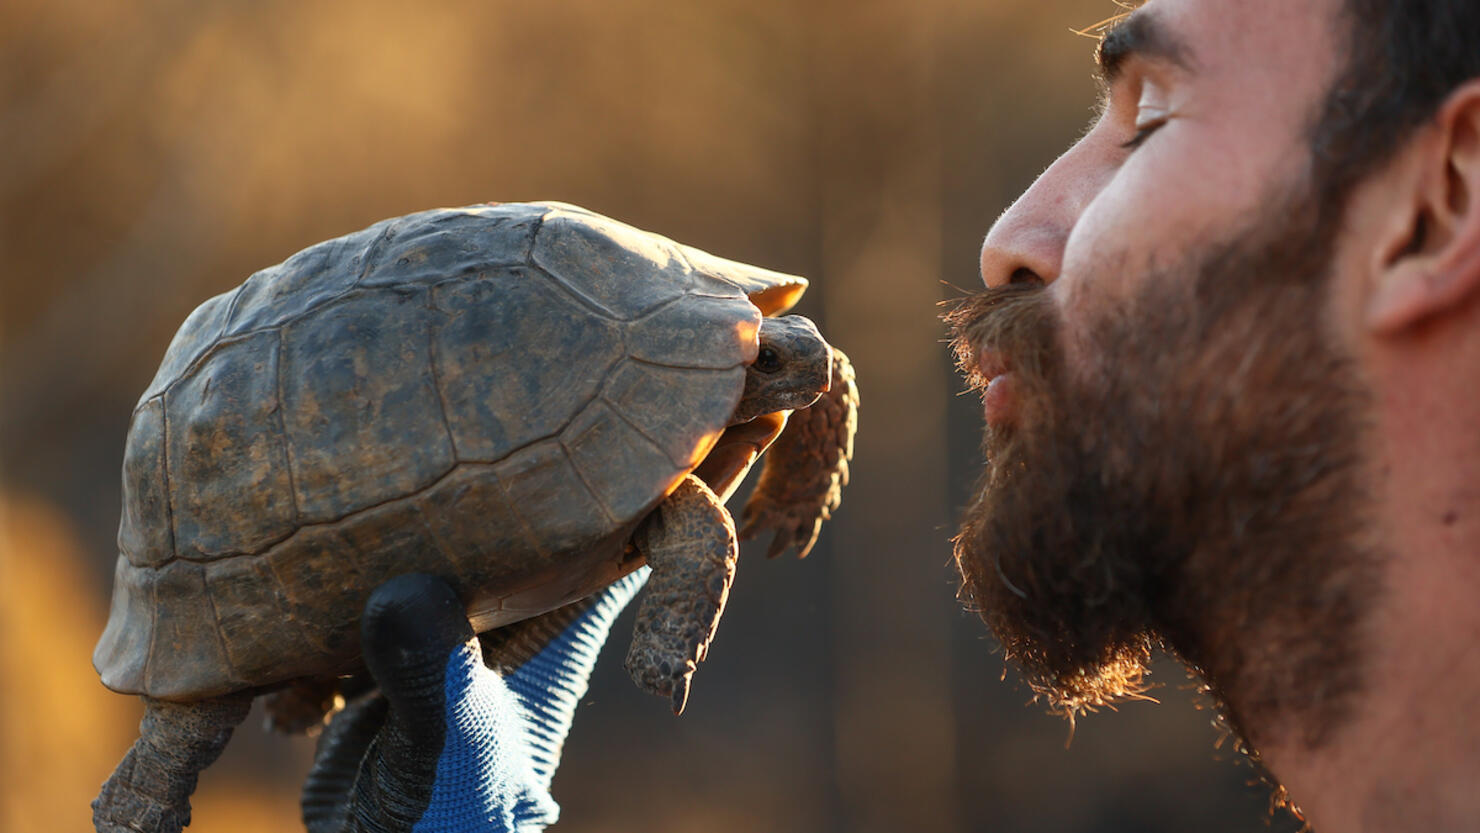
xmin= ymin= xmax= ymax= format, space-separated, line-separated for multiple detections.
xmin=1368 ymin=82 xmax=1480 ymax=335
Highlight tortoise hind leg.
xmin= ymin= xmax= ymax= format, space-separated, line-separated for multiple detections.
xmin=264 ymin=676 xmax=344 ymax=734
xmin=93 ymin=692 xmax=253 ymax=833
xmin=625 ymin=475 xmax=738 ymax=715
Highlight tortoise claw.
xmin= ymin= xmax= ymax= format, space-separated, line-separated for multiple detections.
xmin=671 ymin=677 xmax=692 ymax=715
xmin=739 ymin=506 xmax=822 ymax=559
xmin=623 ymin=660 xmax=694 ymax=715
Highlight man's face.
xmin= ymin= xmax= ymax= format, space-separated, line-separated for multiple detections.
xmin=951 ymin=0 xmax=1382 ymax=751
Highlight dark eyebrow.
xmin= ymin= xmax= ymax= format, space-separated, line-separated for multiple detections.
xmin=1096 ymin=9 xmax=1194 ymax=85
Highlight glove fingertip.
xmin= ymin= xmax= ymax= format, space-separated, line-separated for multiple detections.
xmin=363 ymin=575 xmax=472 ymax=657
xmin=362 ymin=574 xmax=475 ymax=721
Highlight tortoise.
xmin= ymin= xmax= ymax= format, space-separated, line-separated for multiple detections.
xmin=91 ymin=202 xmax=858 ymax=833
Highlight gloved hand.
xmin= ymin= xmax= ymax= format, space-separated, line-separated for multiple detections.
xmin=299 ymin=568 xmax=650 ymax=833
xmin=299 ymin=414 xmax=793 ymax=833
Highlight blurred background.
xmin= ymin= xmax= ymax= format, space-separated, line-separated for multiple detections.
xmin=0 ymin=0 xmax=1301 ymax=831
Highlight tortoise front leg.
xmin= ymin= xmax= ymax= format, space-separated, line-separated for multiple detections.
xmin=625 ymin=475 xmax=738 ymax=715
xmin=740 ymin=347 xmax=858 ymax=559
xmin=93 ymin=692 xmax=254 ymax=833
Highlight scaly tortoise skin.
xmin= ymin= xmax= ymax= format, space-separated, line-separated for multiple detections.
xmin=92 ymin=202 xmax=858 ymax=833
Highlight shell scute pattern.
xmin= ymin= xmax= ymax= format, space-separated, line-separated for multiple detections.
xmin=223 ymin=231 xmax=366 ymax=337
xmin=204 ymin=554 xmax=312 ymax=686
xmin=413 ymin=466 xmax=548 ymax=591
xmin=118 ymin=397 xmax=172 ymax=567
xmin=676 ymin=241 xmax=808 ymax=314
xmin=145 ymin=561 xmax=229 ymax=695
xmin=532 ymin=209 xmax=694 ymax=320
xmin=95 ymin=557 xmax=153 ymax=693
xmin=600 ymin=361 xmax=745 ymax=470
xmin=625 ymin=293 xmax=760 ymax=370
xmin=139 ymin=290 xmax=238 ymax=405
xmin=262 ymin=524 xmax=370 ymax=660
xmin=278 ymin=288 xmax=455 ymax=524
xmin=430 ymin=270 xmax=622 ymax=463
xmin=561 ymin=399 xmax=683 ymax=525
xmin=164 ymin=329 xmax=296 ymax=562
xmin=358 ymin=205 xmax=541 ymax=288
xmin=491 ymin=440 xmax=615 ymax=560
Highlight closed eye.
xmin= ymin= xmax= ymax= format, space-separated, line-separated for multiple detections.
xmin=1120 ymin=118 xmax=1167 ymax=150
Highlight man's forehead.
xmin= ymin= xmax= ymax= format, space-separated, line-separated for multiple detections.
xmin=1106 ymin=0 xmax=1343 ymax=79
xmin=1112 ymin=0 xmax=1343 ymax=63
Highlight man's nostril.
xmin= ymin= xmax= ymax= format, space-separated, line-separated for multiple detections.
xmin=1009 ymin=268 xmax=1045 ymax=287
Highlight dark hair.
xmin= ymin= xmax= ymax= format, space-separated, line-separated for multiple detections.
xmin=1311 ymin=0 xmax=1480 ymax=205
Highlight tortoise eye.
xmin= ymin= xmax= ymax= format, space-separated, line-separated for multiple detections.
xmin=754 ymin=346 xmax=783 ymax=373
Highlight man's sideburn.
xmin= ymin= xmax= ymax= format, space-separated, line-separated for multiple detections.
xmin=948 ymin=182 xmax=1383 ymax=754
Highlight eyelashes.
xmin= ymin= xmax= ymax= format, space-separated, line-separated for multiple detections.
xmin=1120 ymin=118 xmax=1167 ymax=150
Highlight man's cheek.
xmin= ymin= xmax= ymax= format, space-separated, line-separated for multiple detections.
xmin=1058 ymin=183 xmax=1159 ymax=305
xmin=1063 ymin=133 xmax=1265 ymax=285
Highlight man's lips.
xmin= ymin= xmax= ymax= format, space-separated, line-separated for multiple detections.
xmin=978 ymin=346 xmax=1018 ymax=427
xmin=977 ymin=346 xmax=1009 ymax=381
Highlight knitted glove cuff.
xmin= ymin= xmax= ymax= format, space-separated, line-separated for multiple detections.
xmin=505 ymin=567 xmax=651 ymax=787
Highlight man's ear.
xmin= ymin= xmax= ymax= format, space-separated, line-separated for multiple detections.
xmin=1368 ymin=80 xmax=1480 ymax=335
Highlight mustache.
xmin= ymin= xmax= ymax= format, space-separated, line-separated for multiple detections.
xmin=942 ymin=283 xmax=1061 ymax=393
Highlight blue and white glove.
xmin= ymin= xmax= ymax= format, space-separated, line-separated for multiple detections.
xmin=301 ymin=569 xmax=649 ymax=833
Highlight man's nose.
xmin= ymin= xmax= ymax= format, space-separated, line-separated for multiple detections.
xmin=978 ymin=146 xmax=1101 ymax=289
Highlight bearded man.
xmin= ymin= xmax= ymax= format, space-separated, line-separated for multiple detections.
xmin=949 ymin=0 xmax=1480 ymax=830
xmin=184 ymin=3 xmax=1479 ymax=833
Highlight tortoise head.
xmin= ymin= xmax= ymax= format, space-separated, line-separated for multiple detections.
xmin=728 ymin=315 xmax=832 ymax=425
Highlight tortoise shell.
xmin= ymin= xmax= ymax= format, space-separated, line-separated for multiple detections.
xmin=93 ymin=202 xmax=806 ymax=700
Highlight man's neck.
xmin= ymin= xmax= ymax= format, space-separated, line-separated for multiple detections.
xmin=1266 ymin=552 xmax=1480 ymax=831
xmin=1262 ymin=339 xmax=1480 ymax=832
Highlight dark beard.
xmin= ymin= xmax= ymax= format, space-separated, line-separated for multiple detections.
xmin=946 ymin=188 xmax=1380 ymax=753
